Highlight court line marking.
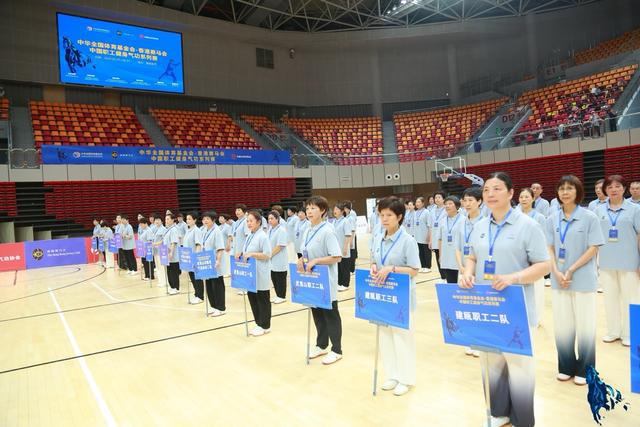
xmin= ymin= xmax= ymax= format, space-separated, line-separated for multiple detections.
xmin=48 ymin=288 xmax=117 ymax=427
xmin=0 ymin=276 xmax=441 ymax=375
xmin=92 ymin=282 xmax=204 ymax=312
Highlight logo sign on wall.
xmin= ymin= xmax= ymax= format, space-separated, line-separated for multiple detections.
xmin=24 ymin=238 xmax=88 ymax=269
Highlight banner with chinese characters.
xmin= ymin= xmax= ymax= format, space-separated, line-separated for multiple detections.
xmin=179 ymin=247 xmax=194 ymax=271
xmin=230 ymin=257 xmax=257 ymax=292
xmin=631 ymin=304 xmax=639 ymax=394
xmin=289 ymin=264 xmax=332 ymax=309
xmin=434 ymin=284 xmax=532 ymax=356
xmin=354 ymin=269 xmax=411 ymax=330
xmin=194 ymin=250 xmax=217 ymax=280
xmin=135 ymin=239 xmax=145 ymax=258
xmin=0 ymin=243 xmax=27 ymax=272
xmin=158 ymin=244 xmax=169 ymax=266
xmin=41 ymin=145 xmax=291 ymax=165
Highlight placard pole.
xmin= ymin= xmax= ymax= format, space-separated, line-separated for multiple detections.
xmin=306 ymin=307 xmax=311 ymax=365
xmin=243 ymin=292 xmax=249 ymax=337
xmin=481 ymin=350 xmax=492 ymax=427
xmin=165 ymin=265 xmax=169 ymax=294
xmin=373 ymin=324 xmax=380 ymax=396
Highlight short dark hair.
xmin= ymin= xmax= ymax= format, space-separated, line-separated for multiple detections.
xmin=268 ymin=210 xmax=281 ymax=221
xmin=343 ymin=200 xmax=353 ymax=210
xmin=100 ymin=220 xmax=108 ymax=227
xmin=556 ymin=175 xmax=585 ymax=204
xmin=271 ymin=205 xmax=284 ymax=216
xmin=519 ymin=187 xmax=534 ymax=198
xmin=177 ymin=212 xmax=184 ymax=218
xmin=165 ymin=213 xmax=176 ymax=221
xmin=433 ymin=191 xmax=446 ymax=200
xmin=121 ymin=214 xmax=129 ymax=220
xmin=247 ymin=209 xmax=263 ymax=223
xmin=287 ymin=206 xmax=297 ymax=214
xmin=138 ymin=218 xmax=149 ymax=225
xmin=462 ymin=187 xmax=482 ymax=201
xmin=377 ymin=196 xmax=406 ymax=225
xmin=202 ymin=210 xmax=217 ymax=220
xmin=486 ymin=171 xmax=514 ymax=191
xmin=444 ymin=195 xmax=461 ymax=209
xmin=235 ymin=203 xmax=247 ymax=212
xmin=603 ymin=174 xmax=626 ymax=193
xmin=334 ymin=201 xmax=349 ymax=216
xmin=594 ymin=179 xmax=605 ymax=187
xmin=305 ymin=195 xmax=329 ymax=216
xmin=220 ymin=213 xmax=231 ymax=220
xmin=186 ymin=211 xmax=199 ymax=221
xmin=415 ymin=196 xmax=425 ymax=204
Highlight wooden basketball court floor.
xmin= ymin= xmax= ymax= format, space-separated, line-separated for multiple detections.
xmin=0 ymin=236 xmax=637 ymax=427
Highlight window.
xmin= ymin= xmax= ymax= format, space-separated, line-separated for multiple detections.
xmin=256 ymin=48 xmax=274 ymax=69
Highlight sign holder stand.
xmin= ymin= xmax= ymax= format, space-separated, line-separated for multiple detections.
xmin=476 ymin=346 xmax=499 ymax=427
xmin=165 ymin=266 xmax=169 ymax=294
xmin=306 ymin=307 xmax=312 ymax=365
xmin=242 ymin=293 xmax=250 ymax=337
xmin=372 ymin=323 xmax=382 ymax=396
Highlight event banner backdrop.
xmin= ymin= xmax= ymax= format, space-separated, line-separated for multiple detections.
xmin=0 ymin=237 xmax=99 ymax=272
xmin=41 ymin=145 xmax=291 ymax=166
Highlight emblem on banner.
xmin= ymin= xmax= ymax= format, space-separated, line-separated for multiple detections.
xmin=32 ymin=248 xmax=44 ymax=261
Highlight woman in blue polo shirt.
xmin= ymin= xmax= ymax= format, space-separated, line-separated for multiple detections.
xmin=297 ymin=196 xmax=343 ymax=365
xmin=243 ymin=210 xmax=272 ymax=336
xmin=460 ymin=171 xmax=550 ymax=427
xmin=333 ymin=202 xmax=353 ymax=292
xmin=268 ymin=211 xmax=289 ymax=304
xmin=183 ymin=212 xmax=204 ymax=304
xmin=413 ymin=197 xmax=431 ymax=273
xmin=545 ymin=175 xmax=604 ymax=386
xmin=294 ymin=209 xmax=310 ymax=259
xmin=163 ymin=213 xmax=182 ymax=295
xmin=429 ymin=191 xmax=447 ymax=280
xmin=371 ymin=196 xmax=420 ymax=396
xmin=201 ymin=211 xmax=226 ymax=316
xmin=595 ymin=175 xmax=640 ymax=347
xmin=438 ymin=196 xmax=464 ymax=284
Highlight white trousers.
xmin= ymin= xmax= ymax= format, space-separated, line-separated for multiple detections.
xmin=287 ymin=242 xmax=297 ymax=263
xmin=220 ymin=250 xmax=231 ymax=276
xmin=600 ymin=269 xmax=640 ymax=341
xmin=379 ymin=323 xmax=416 ymax=386
xmin=104 ymin=248 xmax=115 ymax=268
xmin=551 ymin=290 xmax=596 ymax=378
xmin=154 ymin=255 xmax=168 ymax=285
xmin=533 ymin=278 xmax=545 ymax=325
xmin=485 ymin=350 xmax=536 ymax=427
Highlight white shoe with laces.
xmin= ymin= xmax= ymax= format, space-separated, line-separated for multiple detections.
xmin=189 ymin=296 xmax=203 ymax=305
xmin=167 ymin=287 xmax=179 ymax=295
xmin=381 ymin=379 xmax=398 ymax=391
xmin=321 ymin=351 xmax=343 ymax=365
xmin=308 ymin=346 xmax=328 ymax=359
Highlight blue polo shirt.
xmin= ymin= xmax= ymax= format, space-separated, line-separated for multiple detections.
xmin=594 ymin=200 xmax=640 ymax=271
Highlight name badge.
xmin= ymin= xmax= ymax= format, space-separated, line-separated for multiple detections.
xmin=447 ymin=234 xmax=453 ymax=243
xmin=483 ymin=260 xmax=496 ymax=281
xmin=416 ymin=221 xmax=420 ymax=226
xmin=434 ymin=222 xmax=439 ymax=227
xmin=296 ymin=231 xmax=300 ymax=238
xmin=608 ymin=228 xmax=618 ymax=242
xmin=302 ymin=249 xmax=309 ymax=263
xmin=463 ymin=245 xmax=471 ymax=256
xmin=558 ymin=247 xmax=566 ymax=264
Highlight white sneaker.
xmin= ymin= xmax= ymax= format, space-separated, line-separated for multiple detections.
xmin=143 ymin=277 xmax=150 ymax=281
xmin=337 ymin=285 xmax=348 ymax=292
xmin=272 ymin=296 xmax=286 ymax=304
xmin=237 ymin=290 xmax=247 ymax=295
xmin=270 ymin=296 xmax=276 ymax=303
xmin=381 ymin=379 xmax=398 ymax=391
xmin=128 ymin=271 xmax=136 ymax=276
xmin=622 ymin=339 xmax=630 ymax=347
xmin=208 ymin=308 xmax=226 ymax=317
xmin=393 ymin=383 xmax=410 ymax=396
xmin=436 ymin=278 xmax=447 ymax=284
xmin=602 ymin=335 xmax=621 ymax=343
xmin=321 ymin=351 xmax=343 ymax=365
xmin=423 ymin=268 xmax=431 ymax=273
xmin=597 ymin=287 xmax=603 ymax=293
xmin=544 ymin=279 xmax=551 ymax=287
xmin=574 ymin=376 xmax=587 ymax=386
xmin=483 ymin=416 xmax=510 ymax=427
xmin=471 ymin=350 xmax=480 ymax=357
xmin=167 ymin=288 xmax=179 ymax=295
xmin=556 ymin=373 xmax=572 ymax=381
xmin=250 ymin=326 xmax=265 ymax=336
xmin=189 ymin=296 xmax=203 ymax=305
xmin=308 ymin=346 xmax=329 ymax=359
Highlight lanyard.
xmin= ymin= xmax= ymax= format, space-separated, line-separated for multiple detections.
xmin=379 ymin=231 xmax=403 ymax=265
xmin=297 ymin=219 xmax=307 ymax=233
xmin=243 ymin=231 xmax=257 ymax=253
xmin=464 ymin=217 xmax=476 ymax=243
xmin=304 ymin=222 xmax=326 ymax=248
xmin=434 ymin=207 xmax=445 ymax=224
xmin=233 ymin=217 xmax=246 ymax=233
xmin=488 ymin=209 xmax=513 ymax=259
xmin=269 ymin=225 xmax=279 ymax=238
xmin=446 ymin=214 xmax=460 ymax=236
xmin=558 ymin=206 xmax=579 ymax=246
xmin=203 ymin=227 xmax=214 ymax=245
xmin=605 ymin=201 xmax=622 ymax=227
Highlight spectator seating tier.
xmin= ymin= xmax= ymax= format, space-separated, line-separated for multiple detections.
xmin=199 ymin=178 xmax=296 ymax=215
xmin=574 ymin=28 xmax=640 ymax=65
xmin=241 ymin=115 xmax=281 ymax=135
xmin=283 ymin=117 xmax=383 ymax=165
xmin=0 ymin=98 xmax=9 ymax=121
xmin=514 ymin=64 xmax=637 ymax=142
xmin=394 ymin=98 xmax=507 ymax=162
xmin=150 ymin=109 xmax=261 ymax=150
xmin=0 ymin=182 xmax=17 ymax=216
xmin=30 ymin=101 xmax=152 ymax=148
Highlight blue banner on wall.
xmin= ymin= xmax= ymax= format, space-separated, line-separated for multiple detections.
xmin=435 ymin=284 xmax=533 ymax=357
xmin=179 ymin=247 xmax=194 ymax=271
xmin=158 ymin=244 xmax=169 ymax=266
xmin=289 ymin=263 xmax=332 ymax=309
xmin=631 ymin=304 xmax=639 ymax=394
xmin=230 ymin=257 xmax=257 ymax=292
xmin=194 ymin=250 xmax=217 ymax=280
xmin=354 ymin=269 xmax=411 ymax=330
xmin=24 ymin=238 xmax=88 ymax=269
xmin=41 ymin=145 xmax=291 ymax=165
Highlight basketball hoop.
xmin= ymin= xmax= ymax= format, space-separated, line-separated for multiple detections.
xmin=439 ymin=172 xmax=450 ymax=182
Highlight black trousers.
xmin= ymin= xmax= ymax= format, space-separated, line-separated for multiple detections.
xmin=167 ymin=262 xmax=181 ymax=290
xmin=297 ymin=252 xmax=303 ymax=259
xmin=432 ymin=249 xmax=445 ymax=279
xmin=271 ymin=270 xmax=287 ymax=298
xmin=204 ymin=277 xmax=226 ymax=310
xmin=247 ymin=289 xmax=271 ymax=329
xmin=338 ymin=258 xmax=351 ymax=288
xmin=123 ymin=249 xmax=137 ymax=272
xmin=311 ymin=300 xmax=342 ymax=354
xmin=349 ymin=248 xmax=357 ymax=272
xmin=117 ymin=248 xmax=126 ymax=269
xmin=441 ymin=268 xmax=459 ymax=284
xmin=189 ymin=271 xmax=204 ymax=299
xmin=418 ymin=243 xmax=432 ymax=269
xmin=142 ymin=259 xmax=154 ymax=279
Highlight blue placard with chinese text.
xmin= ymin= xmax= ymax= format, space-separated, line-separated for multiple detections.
xmin=179 ymin=247 xmax=194 ymax=271
xmin=91 ymin=238 xmax=98 ymax=251
xmin=114 ymin=233 xmax=123 ymax=249
xmin=354 ymin=269 xmax=411 ymax=330
xmin=145 ymin=242 xmax=154 ymax=262
xmin=107 ymin=238 xmax=117 ymax=253
xmin=98 ymin=238 xmax=104 ymax=252
xmin=288 ymin=264 xmax=332 ymax=309
xmin=158 ymin=244 xmax=169 ymax=266
xmin=631 ymin=304 xmax=639 ymax=394
xmin=230 ymin=257 xmax=257 ymax=292
xmin=135 ymin=239 xmax=145 ymax=258
xmin=435 ymin=284 xmax=532 ymax=356
xmin=194 ymin=250 xmax=217 ymax=280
